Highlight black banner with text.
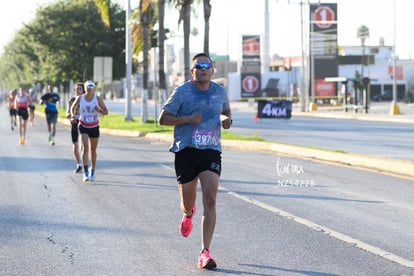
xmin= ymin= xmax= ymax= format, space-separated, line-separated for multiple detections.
xmin=257 ymin=100 xmax=292 ymax=119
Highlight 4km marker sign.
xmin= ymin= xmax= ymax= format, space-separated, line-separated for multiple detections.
xmin=257 ymin=100 xmax=292 ymax=119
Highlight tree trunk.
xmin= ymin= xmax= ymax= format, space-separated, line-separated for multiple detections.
xmin=141 ymin=29 xmax=149 ymax=124
xmin=203 ymin=0 xmax=211 ymax=56
xmin=183 ymin=2 xmax=192 ymax=80
xmin=140 ymin=0 xmax=153 ymax=123
xmin=158 ymin=0 xmax=167 ymax=109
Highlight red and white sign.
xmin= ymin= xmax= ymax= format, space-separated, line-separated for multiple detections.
xmin=242 ymin=75 xmax=259 ymax=93
xmin=243 ymin=38 xmax=260 ymax=56
xmin=315 ymin=79 xmax=335 ymax=97
xmin=314 ymin=6 xmax=335 ymax=29
xmin=388 ymin=65 xmax=404 ymax=80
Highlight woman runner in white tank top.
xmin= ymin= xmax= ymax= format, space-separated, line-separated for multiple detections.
xmin=70 ymin=80 xmax=108 ymax=182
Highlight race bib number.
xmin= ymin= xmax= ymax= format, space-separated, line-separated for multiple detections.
xmin=192 ymin=129 xmax=218 ymax=147
xmin=84 ymin=114 xmax=98 ymax=123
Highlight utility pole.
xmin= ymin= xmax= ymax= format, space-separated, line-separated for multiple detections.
xmin=299 ymin=0 xmax=308 ymax=112
xmin=289 ymin=0 xmax=309 ymax=112
xmin=125 ymin=0 xmax=133 ymax=121
xmin=390 ymin=0 xmax=400 ymax=115
xmin=263 ymin=0 xmax=270 ymax=73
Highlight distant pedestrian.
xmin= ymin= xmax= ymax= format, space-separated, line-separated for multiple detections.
xmin=66 ymin=82 xmax=85 ymax=173
xmin=7 ymin=89 xmax=17 ymax=131
xmin=158 ymin=53 xmax=232 ymax=270
xmin=15 ymin=87 xmax=31 ymax=145
xmin=70 ymin=81 xmax=108 ymax=182
xmin=28 ymin=88 xmax=36 ymax=126
xmin=40 ymin=84 xmax=60 ymax=145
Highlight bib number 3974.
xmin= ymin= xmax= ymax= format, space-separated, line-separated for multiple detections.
xmin=192 ymin=129 xmax=218 ymax=147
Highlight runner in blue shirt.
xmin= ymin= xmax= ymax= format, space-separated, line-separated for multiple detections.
xmin=40 ymin=84 xmax=60 ymax=145
xmin=158 ymin=53 xmax=232 ymax=270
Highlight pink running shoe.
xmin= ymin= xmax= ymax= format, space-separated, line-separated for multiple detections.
xmin=198 ymin=248 xmax=217 ymax=269
xmin=179 ymin=206 xmax=196 ymax=237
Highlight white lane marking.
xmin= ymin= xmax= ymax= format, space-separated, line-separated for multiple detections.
xmin=162 ymin=163 xmax=414 ymax=268
xmin=219 ymin=186 xmax=414 ymax=269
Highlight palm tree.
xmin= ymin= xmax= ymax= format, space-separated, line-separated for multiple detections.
xmin=176 ymin=0 xmax=194 ymax=80
xmin=176 ymin=0 xmax=212 ymax=79
xmin=202 ymin=0 xmax=211 ymax=55
xmin=139 ymin=0 xmax=156 ymax=122
xmin=94 ymin=0 xmax=111 ymax=29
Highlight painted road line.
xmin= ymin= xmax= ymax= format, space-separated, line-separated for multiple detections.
xmin=220 ymin=186 xmax=414 ymax=269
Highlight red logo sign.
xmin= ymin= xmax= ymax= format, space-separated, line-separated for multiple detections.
xmin=315 ymin=79 xmax=335 ymax=97
xmin=388 ymin=65 xmax=403 ymax=80
xmin=314 ymin=6 xmax=335 ymax=29
xmin=243 ymin=38 xmax=260 ymax=56
xmin=242 ymin=75 xmax=259 ymax=93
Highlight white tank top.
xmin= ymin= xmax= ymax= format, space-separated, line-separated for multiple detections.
xmin=79 ymin=94 xmax=99 ymax=128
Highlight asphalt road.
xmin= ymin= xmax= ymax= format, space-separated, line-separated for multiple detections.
xmin=0 ymin=107 xmax=413 ymax=275
xmin=105 ymin=100 xmax=414 ymax=162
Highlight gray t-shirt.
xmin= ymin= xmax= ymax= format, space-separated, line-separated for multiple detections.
xmin=162 ymin=80 xmax=230 ymax=153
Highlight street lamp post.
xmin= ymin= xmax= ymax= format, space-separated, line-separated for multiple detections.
xmin=263 ymin=0 xmax=270 ymax=73
xmin=357 ymin=25 xmax=369 ymax=110
xmin=300 ymin=0 xmax=308 ymax=112
xmin=288 ymin=0 xmax=309 ymax=112
xmin=390 ymin=0 xmax=400 ymax=115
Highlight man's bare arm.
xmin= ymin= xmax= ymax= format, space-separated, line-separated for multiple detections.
xmin=158 ymin=109 xmax=201 ymax=126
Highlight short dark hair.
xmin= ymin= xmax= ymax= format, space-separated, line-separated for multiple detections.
xmin=192 ymin=53 xmax=212 ymax=64
xmin=73 ymin=82 xmax=85 ymax=92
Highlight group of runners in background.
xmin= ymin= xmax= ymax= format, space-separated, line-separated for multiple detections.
xmin=5 ymin=81 xmax=108 ymax=182
xmin=7 ymin=87 xmax=36 ymax=144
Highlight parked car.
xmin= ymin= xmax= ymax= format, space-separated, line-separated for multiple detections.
xmin=373 ymin=90 xmax=393 ymax=101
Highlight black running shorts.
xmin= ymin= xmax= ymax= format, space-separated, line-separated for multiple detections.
xmin=17 ymin=108 xmax=29 ymax=120
xmin=174 ymin=147 xmax=221 ymax=184
xmin=45 ymin=111 xmax=58 ymax=125
xmin=9 ymin=109 xmax=17 ymax=117
xmin=79 ymin=124 xmax=100 ymax=138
